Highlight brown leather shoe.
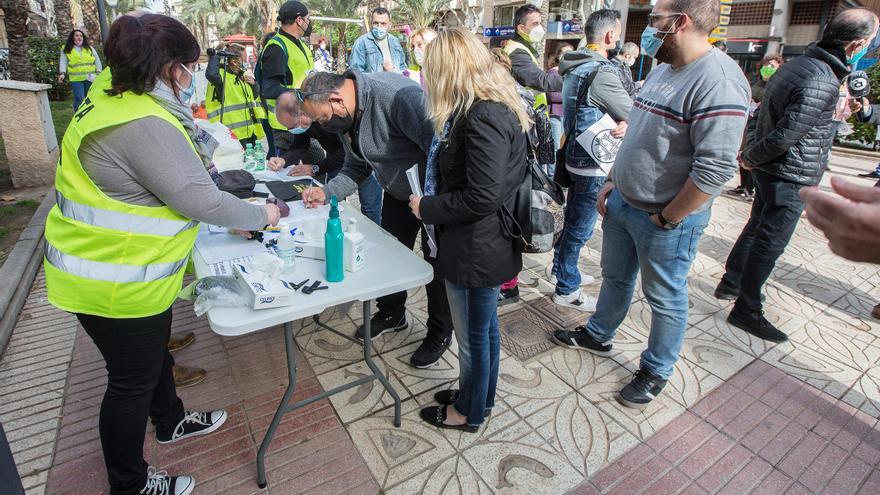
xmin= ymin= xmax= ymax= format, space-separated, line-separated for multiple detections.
xmin=173 ymin=365 xmax=207 ymax=388
xmin=168 ymin=332 xmax=196 ymax=353
xmin=872 ymin=303 xmax=880 ymax=320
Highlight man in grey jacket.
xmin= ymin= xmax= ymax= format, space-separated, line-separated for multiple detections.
xmin=296 ymin=70 xmax=454 ymax=369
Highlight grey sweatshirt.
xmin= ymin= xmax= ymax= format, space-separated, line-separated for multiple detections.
xmin=79 ymin=117 xmax=268 ymax=230
xmin=611 ymin=48 xmax=751 ymax=213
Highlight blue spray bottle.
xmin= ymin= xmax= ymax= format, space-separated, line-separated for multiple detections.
xmin=325 ymin=196 xmax=344 ymax=282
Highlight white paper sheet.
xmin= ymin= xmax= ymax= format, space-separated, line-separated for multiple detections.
xmin=406 ymin=164 xmax=423 ymax=196
xmin=575 ymin=113 xmax=622 ymax=175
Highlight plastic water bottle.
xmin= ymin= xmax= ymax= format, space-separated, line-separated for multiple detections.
xmin=324 ymin=196 xmax=344 ymax=282
xmin=244 ymin=143 xmax=255 ymax=172
xmin=254 ymin=142 xmax=266 ymax=172
xmin=277 ymin=227 xmax=297 ymax=272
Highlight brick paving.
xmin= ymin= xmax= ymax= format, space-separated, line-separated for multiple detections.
xmin=1 ymin=152 xmax=879 ymax=494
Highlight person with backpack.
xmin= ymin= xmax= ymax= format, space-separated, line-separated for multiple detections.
xmin=408 ymin=27 xmax=528 ymax=432
xmin=550 ymin=9 xmax=632 ymax=313
xmin=258 ymin=1 xmax=314 ymax=156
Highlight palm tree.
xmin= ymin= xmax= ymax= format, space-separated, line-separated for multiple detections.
xmin=313 ymin=0 xmax=363 ymax=70
xmin=78 ymin=0 xmax=103 ymax=44
xmin=0 ymin=0 xmax=35 ymax=81
xmin=394 ymin=0 xmax=449 ymax=29
xmin=55 ymin=0 xmax=75 ymax=38
xmin=179 ymin=0 xmax=220 ymax=47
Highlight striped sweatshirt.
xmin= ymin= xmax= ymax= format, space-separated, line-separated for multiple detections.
xmin=611 ymin=48 xmax=751 ymax=213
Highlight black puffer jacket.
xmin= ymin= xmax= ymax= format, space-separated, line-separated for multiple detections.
xmin=744 ymin=43 xmax=849 ymax=186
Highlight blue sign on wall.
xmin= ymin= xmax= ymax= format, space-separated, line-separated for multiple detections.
xmin=484 ymin=26 xmax=516 ymax=37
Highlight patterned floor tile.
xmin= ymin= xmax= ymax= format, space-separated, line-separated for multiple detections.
xmin=381 ymin=342 xmax=460 ymax=398
xmin=771 ymin=266 xmax=854 ymax=308
xmin=316 ymin=360 xmax=409 ymax=424
xmin=842 ymin=369 xmax=880 ymax=419
xmin=462 ymin=440 xmax=584 ymax=494
xmin=693 ymin=311 xmax=805 ymax=358
xmin=385 ymin=454 xmax=493 ymax=495
xmin=494 ymin=357 xmax=574 ymax=419
xmin=680 ymin=331 xmax=757 ymax=381
xmin=761 ymin=341 xmax=863 ymax=399
xmin=787 ymin=314 xmax=880 ymax=373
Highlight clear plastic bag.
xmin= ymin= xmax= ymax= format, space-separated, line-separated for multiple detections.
xmin=178 ymin=276 xmax=248 ymax=316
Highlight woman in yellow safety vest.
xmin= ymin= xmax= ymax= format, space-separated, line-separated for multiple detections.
xmin=44 ymin=13 xmax=281 ymax=495
xmin=205 ymin=43 xmax=266 ymax=146
xmin=58 ymin=29 xmax=102 ymax=111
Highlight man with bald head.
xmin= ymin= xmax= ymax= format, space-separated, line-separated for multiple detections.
xmin=716 ymin=8 xmax=879 ymax=342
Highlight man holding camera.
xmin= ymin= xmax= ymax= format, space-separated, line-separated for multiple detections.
xmin=715 ymin=8 xmax=879 ymax=342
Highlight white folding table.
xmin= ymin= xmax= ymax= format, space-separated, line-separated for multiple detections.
xmin=192 ymin=207 xmax=433 ymax=488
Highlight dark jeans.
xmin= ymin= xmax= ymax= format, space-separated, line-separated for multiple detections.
xmin=739 ymin=166 xmax=754 ymax=193
xmin=375 ymin=194 xmax=452 ymax=340
xmin=71 ymin=80 xmax=92 ymax=112
xmin=0 ymin=421 xmax=24 ymax=495
xmin=77 ymin=308 xmax=185 ymax=495
xmin=445 ymin=282 xmax=500 ymax=426
xmin=720 ymin=169 xmax=805 ymax=312
xmin=261 ymin=119 xmax=275 ymax=157
xmin=551 ymin=174 xmax=606 ymax=295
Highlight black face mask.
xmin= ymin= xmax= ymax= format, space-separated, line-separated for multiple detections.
xmin=299 ymin=18 xmax=312 ymax=38
xmin=322 ymin=101 xmax=354 ymax=134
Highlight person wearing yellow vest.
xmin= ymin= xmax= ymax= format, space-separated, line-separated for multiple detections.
xmin=205 ymin=43 xmax=266 ymax=146
xmin=58 ymin=29 xmax=102 ymax=111
xmin=259 ymin=0 xmax=314 ymax=157
xmin=44 ymin=14 xmax=281 ymax=495
xmin=404 ymin=27 xmax=437 ymax=86
xmin=504 ymin=4 xmax=562 ymax=112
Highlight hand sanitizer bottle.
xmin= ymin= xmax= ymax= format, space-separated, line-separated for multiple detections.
xmin=343 ymin=218 xmax=365 ymax=272
xmin=324 ymin=196 xmax=344 ymax=282
xmin=277 ymin=227 xmax=297 ymax=272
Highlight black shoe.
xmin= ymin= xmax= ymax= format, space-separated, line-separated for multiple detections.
xmin=728 ymin=186 xmax=745 ymax=195
xmin=727 ymin=307 xmax=788 ymax=343
xmin=156 ymin=410 xmax=228 ymax=445
xmin=552 ymin=326 xmax=612 ymax=357
xmin=617 ymin=369 xmax=668 ymax=410
xmin=498 ymin=286 xmax=520 ymax=306
xmin=355 ymin=313 xmax=408 ymax=341
xmin=859 ymin=170 xmax=880 ymax=179
xmin=434 ymin=389 xmax=491 ymax=418
xmin=714 ymin=282 xmax=739 ymax=301
xmin=410 ymin=332 xmax=451 ymax=368
xmin=419 ymin=405 xmax=479 ymax=433
xmin=140 ymin=468 xmax=195 ymax=495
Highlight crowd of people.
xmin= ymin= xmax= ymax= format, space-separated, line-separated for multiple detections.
xmin=43 ymin=1 xmax=880 ymax=493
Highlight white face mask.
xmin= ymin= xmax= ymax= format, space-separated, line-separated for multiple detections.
xmin=528 ymin=26 xmax=545 ymax=43
xmin=414 ymin=48 xmax=425 ymax=65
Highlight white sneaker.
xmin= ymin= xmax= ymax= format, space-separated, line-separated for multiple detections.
xmin=546 ymin=265 xmax=596 ymax=287
xmin=553 ymin=290 xmax=597 ymax=312
xmin=139 ymin=467 xmax=195 ymax=495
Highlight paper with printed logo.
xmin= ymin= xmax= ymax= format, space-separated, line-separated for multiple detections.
xmin=575 ymin=113 xmax=621 ymax=175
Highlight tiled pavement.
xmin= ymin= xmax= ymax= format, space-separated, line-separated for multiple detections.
xmin=1 ymin=152 xmax=879 ymax=494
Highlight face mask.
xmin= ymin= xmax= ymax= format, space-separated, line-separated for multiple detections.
xmin=759 ymin=65 xmax=777 ymax=79
xmin=848 ymin=42 xmax=869 ymax=66
xmin=288 ymin=127 xmax=308 ymax=135
xmin=372 ymin=27 xmax=387 ymax=40
xmin=624 ymin=57 xmax=636 ymax=67
xmin=322 ymin=101 xmax=354 ymax=134
xmin=607 ymin=48 xmax=620 ymax=59
xmin=298 ymin=18 xmax=312 ymax=38
xmin=414 ymin=48 xmax=425 ymax=66
xmin=528 ymin=26 xmax=545 ymax=43
xmin=177 ymin=64 xmax=196 ymax=104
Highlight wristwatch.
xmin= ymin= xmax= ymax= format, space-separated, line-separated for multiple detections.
xmin=311 ymin=165 xmax=320 ymax=176
xmin=657 ymin=212 xmax=681 ymax=230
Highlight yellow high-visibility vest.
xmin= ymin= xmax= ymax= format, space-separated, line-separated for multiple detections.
xmin=261 ymin=34 xmax=314 ymax=130
xmin=206 ymin=69 xmax=266 ymax=140
xmin=66 ymin=47 xmax=97 ymax=82
xmin=505 ymin=40 xmax=549 ymax=111
xmin=44 ymin=83 xmax=200 ymax=318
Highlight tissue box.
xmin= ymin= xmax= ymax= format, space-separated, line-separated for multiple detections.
xmin=295 ymin=237 xmax=325 ymax=261
xmin=233 ymin=262 xmax=298 ymax=310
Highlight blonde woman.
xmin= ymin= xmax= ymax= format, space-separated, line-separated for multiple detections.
xmin=408 ymin=27 xmax=530 ymax=432
xmin=405 ymin=27 xmax=438 ymax=85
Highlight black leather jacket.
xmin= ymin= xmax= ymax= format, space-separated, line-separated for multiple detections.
xmin=744 ymin=43 xmax=849 ymax=186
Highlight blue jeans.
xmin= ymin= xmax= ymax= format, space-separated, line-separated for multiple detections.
xmin=326 ymin=168 xmax=383 ymax=225
xmin=585 ymin=189 xmax=710 ymax=379
xmin=552 ymin=174 xmax=606 ymax=295
xmin=445 ymin=281 xmax=500 ymax=427
xmin=71 ymin=80 xmax=92 ymax=111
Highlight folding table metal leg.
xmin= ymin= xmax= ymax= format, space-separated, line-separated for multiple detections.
xmin=256 ymin=321 xmax=296 ymax=488
xmin=360 ymin=300 xmax=402 ymax=427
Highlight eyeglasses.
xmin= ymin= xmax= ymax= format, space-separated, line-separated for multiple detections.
xmin=294 ymin=88 xmax=330 ymax=102
xmin=647 ymin=12 xmax=683 ymax=28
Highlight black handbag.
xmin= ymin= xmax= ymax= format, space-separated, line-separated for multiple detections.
xmin=554 ymin=67 xmax=601 ymax=188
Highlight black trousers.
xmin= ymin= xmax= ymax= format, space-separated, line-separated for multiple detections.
xmin=720 ymin=169 xmax=805 ymax=312
xmin=77 ymin=308 xmax=185 ymax=495
xmin=739 ymin=166 xmax=754 ymax=193
xmin=375 ymin=194 xmax=453 ymax=340
xmin=0 ymin=421 xmax=24 ymax=495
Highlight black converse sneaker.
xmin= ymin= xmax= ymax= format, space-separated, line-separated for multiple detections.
xmin=355 ymin=313 xmax=408 ymax=341
xmin=410 ymin=332 xmax=451 ymax=368
xmin=727 ymin=306 xmax=788 ymax=343
xmin=156 ymin=410 xmax=228 ymax=445
xmin=552 ymin=326 xmax=612 ymax=356
xmin=498 ymin=286 xmax=520 ymax=306
xmin=618 ymin=369 xmax=668 ymax=410
xmin=139 ymin=467 xmax=194 ymax=495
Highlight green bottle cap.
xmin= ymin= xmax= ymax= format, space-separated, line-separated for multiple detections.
xmin=329 ymin=196 xmax=339 ymax=218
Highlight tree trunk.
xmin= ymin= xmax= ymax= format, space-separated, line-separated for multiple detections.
xmin=336 ymin=25 xmax=347 ymax=73
xmin=538 ymin=0 xmax=550 ymax=68
xmin=0 ymin=0 xmax=35 ymax=81
xmin=82 ymin=0 xmax=102 ymax=45
xmin=54 ymin=0 xmax=74 ymax=39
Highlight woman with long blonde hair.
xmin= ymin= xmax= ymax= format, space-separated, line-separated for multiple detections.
xmin=408 ymin=27 xmax=530 ymax=432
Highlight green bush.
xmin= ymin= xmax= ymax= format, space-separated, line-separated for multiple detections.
xmin=28 ymin=36 xmax=70 ymax=101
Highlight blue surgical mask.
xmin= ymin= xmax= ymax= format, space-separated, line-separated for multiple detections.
xmin=372 ymin=27 xmax=387 ymax=40
xmin=848 ymin=43 xmax=869 ymax=66
xmin=178 ymin=64 xmax=196 ymax=104
xmin=640 ymin=27 xmax=665 ymax=59
xmin=288 ymin=127 xmax=308 ymax=135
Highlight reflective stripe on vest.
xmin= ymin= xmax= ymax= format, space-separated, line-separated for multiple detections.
xmin=206 ymin=102 xmax=252 ymax=120
xmin=206 ymin=69 xmax=266 ymax=140
xmin=56 ymin=190 xmax=198 ymax=237
xmin=262 ymin=35 xmax=314 ymax=130
xmin=45 ymin=244 xmax=188 ymax=283
xmin=66 ymin=48 xmax=97 ymax=81
xmin=504 ymin=40 xmax=549 ymax=112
